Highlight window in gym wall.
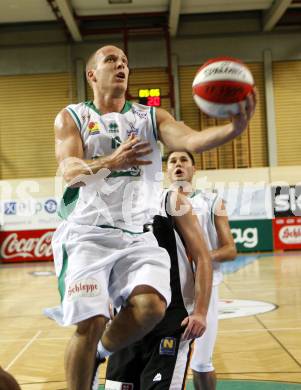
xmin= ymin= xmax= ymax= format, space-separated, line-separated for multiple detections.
xmin=273 ymin=60 xmax=301 ymax=166
xmin=0 ymin=73 xmax=76 ymax=179
xmin=179 ymin=63 xmax=267 ymax=170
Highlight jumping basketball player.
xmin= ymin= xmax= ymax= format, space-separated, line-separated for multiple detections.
xmin=167 ymin=151 xmax=237 ymax=390
xmin=52 ymin=45 xmax=255 ymax=390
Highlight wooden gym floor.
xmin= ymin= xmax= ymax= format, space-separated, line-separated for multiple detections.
xmin=0 ymin=252 xmax=301 ymax=389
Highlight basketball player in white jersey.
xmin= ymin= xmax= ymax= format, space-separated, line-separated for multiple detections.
xmin=53 ymin=45 xmax=254 ymax=390
xmin=167 ymin=151 xmax=237 ymax=390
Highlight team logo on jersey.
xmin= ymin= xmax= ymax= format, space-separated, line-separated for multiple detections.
xmin=159 ymin=337 xmax=176 ymax=355
xmin=126 ymin=123 xmax=139 ymax=136
xmin=132 ymin=107 xmax=148 ymax=119
xmin=81 ymin=114 xmax=91 ymax=122
xmin=108 ymin=121 xmax=119 ymax=134
xmin=88 ymin=122 xmax=101 ymax=135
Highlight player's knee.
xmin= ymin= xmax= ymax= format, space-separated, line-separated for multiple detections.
xmin=131 ymin=292 xmax=166 ymax=326
xmin=76 ymin=315 xmax=107 ymax=343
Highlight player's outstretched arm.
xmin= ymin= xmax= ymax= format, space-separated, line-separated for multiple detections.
xmin=156 ymin=90 xmax=256 ymax=153
xmin=170 ymin=192 xmax=213 ymax=340
xmin=54 ymin=109 xmax=153 ymax=186
xmin=211 ymin=200 xmax=237 ymax=262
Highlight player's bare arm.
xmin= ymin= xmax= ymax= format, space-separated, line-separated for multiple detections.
xmin=170 ymin=192 xmax=213 ymax=340
xmin=211 ymin=200 xmax=237 ymax=262
xmin=156 ymin=90 xmax=256 ymax=153
xmin=54 ymin=109 xmax=153 ymax=186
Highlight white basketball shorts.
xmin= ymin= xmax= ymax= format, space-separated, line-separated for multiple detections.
xmin=190 ymin=285 xmax=219 ymax=372
xmin=51 ymin=221 xmax=171 ymax=326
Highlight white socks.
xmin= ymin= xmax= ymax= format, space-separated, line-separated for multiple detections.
xmin=97 ymin=340 xmax=113 ymax=359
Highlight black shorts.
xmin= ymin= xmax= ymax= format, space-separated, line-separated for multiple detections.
xmin=105 ymin=329 xmax=192 ymax=390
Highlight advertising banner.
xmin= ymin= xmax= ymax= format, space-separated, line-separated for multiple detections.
xmin=219 ymin=185 xmax=272 ymax=221
xmin=272 ymin=185 xmax=301 ymax=218
xmin=0 ymin=197 xmax=61 ymax=231
xmin=230 ymin=219 xmax=273 ymax=252
xmin=0 ymin=229 xmax=55 ymax=263
xmin=273 ymin=217 xmax=301 ymax=250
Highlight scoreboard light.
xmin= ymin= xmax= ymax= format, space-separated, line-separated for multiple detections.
xmin=138 ymin=88 xmax=161 ymax=107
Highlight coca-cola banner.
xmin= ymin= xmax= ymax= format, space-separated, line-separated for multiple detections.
xmin=0 ymin=229 xmax=54 ymax=263
xmin=273 ymin=217 xmax=301 ymax=250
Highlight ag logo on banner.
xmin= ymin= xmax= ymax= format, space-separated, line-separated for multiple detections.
xmin=230 ymin=220 xmax=273 ymax=252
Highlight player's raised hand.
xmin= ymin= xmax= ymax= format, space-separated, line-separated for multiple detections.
xmin=181 ymin=313 xmax=207 ymax=340
xmin=109 ymin=133 xmax=153 ymax=170
xmin=231 ymin=88 xmax=257 ymax=136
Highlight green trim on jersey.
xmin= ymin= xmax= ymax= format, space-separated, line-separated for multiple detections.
xmin=121 ymin=100 xmax=132 ymax=113
xmin=150 ymin=106 xmax=158 ymax=141
xmin=189 ymin=189 xmax=202 ymax=199
xmin=58 ymin=187 xmax=80 ymax=220
xmin=98 ymin=224 xmax=144 ymax=234
xmin=84 ymin=100 xmax=132 ymax=115
xmin=67 ymin=107 xmax=81 ymax=130
xmin=58 ymin=244 xmax=68 ymax=302
xmin=108 ymin=168 xmax=141 ymax=178
xmin=211 ymin=193 xmax=219 ymax=226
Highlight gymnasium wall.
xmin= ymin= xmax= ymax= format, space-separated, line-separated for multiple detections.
xmin=1 ymin=26 xmax=301 ymax=178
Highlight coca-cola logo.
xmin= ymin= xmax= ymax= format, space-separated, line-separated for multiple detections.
xmin=67 ymin=278 xmax=100 ymax=300
xmin=0 ymin=231 xmax=53 ymax=259
xmin=279 ymin=225 xmax=301 ymax=244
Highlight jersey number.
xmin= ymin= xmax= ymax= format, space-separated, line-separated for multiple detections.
xmin=111 ymin=136 xmax=122 ymax=150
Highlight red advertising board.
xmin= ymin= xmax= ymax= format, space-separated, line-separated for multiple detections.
xmin=0 ymin=229 xmax=55 ymax=263
xmin=273 ymin=217 xmax=301 ymax=250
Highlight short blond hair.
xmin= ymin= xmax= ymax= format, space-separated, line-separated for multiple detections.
xmin=85 ymin=50 xmax=98 ymax=88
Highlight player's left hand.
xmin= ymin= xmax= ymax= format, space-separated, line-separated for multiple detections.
xmin=181 ymin=313 xmax=207 ymax=340
xmin=231 ymin=88 xmax=257 ymax=136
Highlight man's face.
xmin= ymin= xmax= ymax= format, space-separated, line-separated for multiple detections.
xmin=88 ymin=46 xmax=129 ymax=96
xmin=167 ymin=152 xmax=195 ymax=184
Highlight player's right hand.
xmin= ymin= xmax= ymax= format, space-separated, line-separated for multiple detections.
xmin=181 ymin=313 xmax=207 ymax=340
xmin=108 ymin=133 xmax=153 ymax=170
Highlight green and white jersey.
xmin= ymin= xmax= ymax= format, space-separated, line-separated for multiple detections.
xmin=189 ymin=190 xmax=223 ymax=286
xmin=59 ymin=100 xmax=162 ymax=233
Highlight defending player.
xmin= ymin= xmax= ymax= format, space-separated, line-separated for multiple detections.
xmin=167 ymin=151 xmax=237 ymax=390
xmin=104 ymin=189 xmax=213 ymax=389
xmin=53 ymin=44 xmax=255 ymax=390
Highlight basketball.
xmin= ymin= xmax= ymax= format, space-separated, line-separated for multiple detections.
xmin=192 ymin=57 xmax=254 ymax=118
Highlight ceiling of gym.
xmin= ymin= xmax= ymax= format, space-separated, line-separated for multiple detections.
xmin=0 ymin=0 xmax=301 ymax=41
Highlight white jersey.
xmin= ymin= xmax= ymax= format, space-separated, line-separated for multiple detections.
xmin=189 ymin=190 xmax=223 ymax=286
xmin=59 ymin=101 xmax=162 ymax=233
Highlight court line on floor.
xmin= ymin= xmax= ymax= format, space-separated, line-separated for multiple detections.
xmin=219 ymin=327 xmax=301 ymax=334
xmin=255 ymin=316 xmax=301 ymax=369
xmin=0 ymin=336 xmax=70 ymax=342
xmin=217 ymin=371 xmax=301 ymax=374
xmin=5 ymin=330 xmax=42 ymax=371
xmin=1 ymin=327 xmax=301 ymax=343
